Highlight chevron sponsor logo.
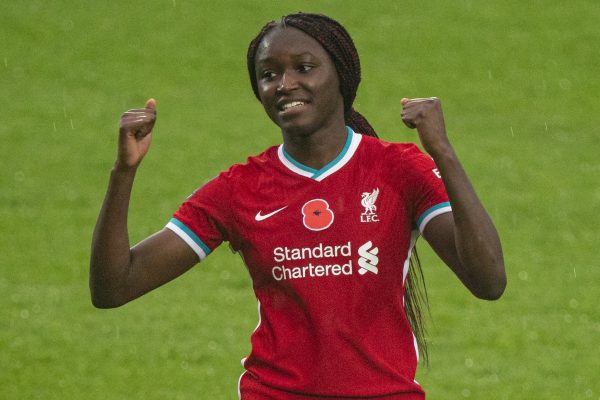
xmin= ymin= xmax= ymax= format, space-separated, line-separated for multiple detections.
xmin=358 ymin=241 xmax=379 ymax=275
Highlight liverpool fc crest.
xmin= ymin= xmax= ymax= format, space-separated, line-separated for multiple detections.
xmin=360 ymin=188 xmax=380 ymax=223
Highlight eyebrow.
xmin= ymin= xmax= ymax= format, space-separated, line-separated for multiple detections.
xmin=256 ymin=51 xmax=317 ymax=65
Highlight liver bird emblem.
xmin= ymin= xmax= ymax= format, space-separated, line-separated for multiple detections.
xmin=361 ymin=188 xmax=379 ymax=215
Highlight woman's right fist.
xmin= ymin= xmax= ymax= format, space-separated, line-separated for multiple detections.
xmin=117 ymin=98 xmax=157 ymax=170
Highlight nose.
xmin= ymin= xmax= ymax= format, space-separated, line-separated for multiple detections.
xmin=276 ymin=71 xmax=298 ymax=93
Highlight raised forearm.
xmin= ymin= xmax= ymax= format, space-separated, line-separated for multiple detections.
xmin=89 ymin=166 xmax=137 ymax=307
xmin=432 ymin=146 xmax=506 ymax=299
xmin=400 ymin=97 xmax=505 ymax=299
xmin=90 ymin=100 xmax=156 ymax=307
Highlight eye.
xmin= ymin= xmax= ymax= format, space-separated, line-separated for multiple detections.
xmin=261 ymin=70 xmax=276 ymax=80
xmin=297 ymin=64 xmax=314 ymax=73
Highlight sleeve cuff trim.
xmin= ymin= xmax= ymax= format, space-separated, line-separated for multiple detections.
xmin=417 ymin=202 xmax=452 ymax=233
xmin=166 ymin=218 xmax=211 ymax=260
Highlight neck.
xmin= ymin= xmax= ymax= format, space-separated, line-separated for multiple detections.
xmin=282 ymin=123 xmax=348 ymax=170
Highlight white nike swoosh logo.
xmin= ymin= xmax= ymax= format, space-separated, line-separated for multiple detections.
xmin=255 ymin=206 xmax=288 ymax=221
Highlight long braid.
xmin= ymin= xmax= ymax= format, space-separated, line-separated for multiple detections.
xmin=346 ymin=108 xmax=376 ymax=137
xmin=247 ymin=13 xmax=430 ymax=363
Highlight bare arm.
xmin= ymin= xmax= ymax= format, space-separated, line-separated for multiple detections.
xmin=90 ymin=99 xmax=198 ymax=308
xmin=401 ymin=97 xmax=506 ymax=300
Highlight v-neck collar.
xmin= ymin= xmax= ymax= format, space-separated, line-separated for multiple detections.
xmin=277 ymin=126 xmax=362 ymax=182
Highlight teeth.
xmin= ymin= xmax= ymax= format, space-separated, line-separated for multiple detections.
xmin=282 ymin=101 xmax=305 ymax=110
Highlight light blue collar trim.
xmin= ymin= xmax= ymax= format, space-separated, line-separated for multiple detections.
xmin=281 ymin=148 xmax=319 ymax=175
xmin=277 ymin=127 xmax=362 ymax=181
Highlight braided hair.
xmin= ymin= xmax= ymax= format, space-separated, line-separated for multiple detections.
xmin=247 ymin=12 xmax=430 ymax=363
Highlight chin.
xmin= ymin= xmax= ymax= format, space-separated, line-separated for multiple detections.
xmin=275 ymin=117 xmax=317 ymax=137
xmin=280 ymin=124 xmax=313 ymax=137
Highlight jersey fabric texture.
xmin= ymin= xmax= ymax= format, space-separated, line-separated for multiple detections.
xmin=166 ymin=128 xmax=451 ymax=399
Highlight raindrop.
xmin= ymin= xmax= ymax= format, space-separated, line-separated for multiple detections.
xmin=14 ymin=171 xmax=25 ymax=182
xmin=559 ymin=79 xmax=572 ymax=90
xmin=562 ymin=232 xmax=576 ymax=243
xmin=49 ymin=287 xmax=61 ymax=303
xmin=510 ymin=126 xmax=514 ymax=137
xmin=180 ymin=360 xmax=189 ymax=370
xmin=518 ymin=271 xmax=528 ymax=281
xmin=207 ymin=341 xmax=218 ymax=351
xmin=564 ymin=314 xmax=572 ymax=323
xmin=465 ymin=358 xmax=474 ymax=368
xmin=569 ymin=299 xmax=578 ymax=309
xmin=12 ymin=66 xmax=25 ymax=80
xmin=62 ymin=330 xmax=73 ymax=342
xmin=220 ymin=270 xmax=231 ymax=280
xmin=462 ymin=389 xmax=471 ymax=398
xmin=66 ymin=189 xmax=78 ymax=202
xmin=20 ymin=309 xmax=30 ymax=319
xmin=61 ymin=19 xmax=74 ymax=32
xmin=527 ymin=330 xmax=538 ymax=341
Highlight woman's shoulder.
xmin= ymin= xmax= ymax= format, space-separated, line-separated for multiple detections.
xmin=359 ymin=134 xmax=427 ymax=162
xmin=219 ymin=144 xmax=280 ymax=180
xmin=185 ymin=145 xmax=279 ymax=200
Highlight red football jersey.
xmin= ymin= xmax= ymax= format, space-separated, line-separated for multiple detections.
xmin=166 ymin=128 xmax=451 ymax=399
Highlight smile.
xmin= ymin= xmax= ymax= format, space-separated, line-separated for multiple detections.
xmin=280 ymin=101 xmax=306 ymax=111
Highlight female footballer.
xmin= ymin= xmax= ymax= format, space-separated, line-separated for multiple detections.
xmin=90 ymin=13 xmax=506 ymax=399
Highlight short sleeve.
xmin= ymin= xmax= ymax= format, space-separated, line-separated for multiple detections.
xmin=401 ymin=145 xmax=452 ymax=234
xmin=165 ymin=173 xmax=232 ymax=260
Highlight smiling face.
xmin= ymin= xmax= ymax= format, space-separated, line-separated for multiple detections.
xmin=254 ymin=26 xmax=345 ymax=137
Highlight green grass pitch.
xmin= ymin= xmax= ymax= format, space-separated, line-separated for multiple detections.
xmin=1 ymin=1 xmax=599 ymax=398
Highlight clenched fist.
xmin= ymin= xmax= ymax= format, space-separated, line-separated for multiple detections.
xmin=400 ymin=97 xmax=451 ymax=156
xmin=117 ymin=98 xmax=157 ymax=170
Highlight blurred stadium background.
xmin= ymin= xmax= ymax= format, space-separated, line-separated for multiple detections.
xmin=1 ymin=1 xmax=599 ymax=398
